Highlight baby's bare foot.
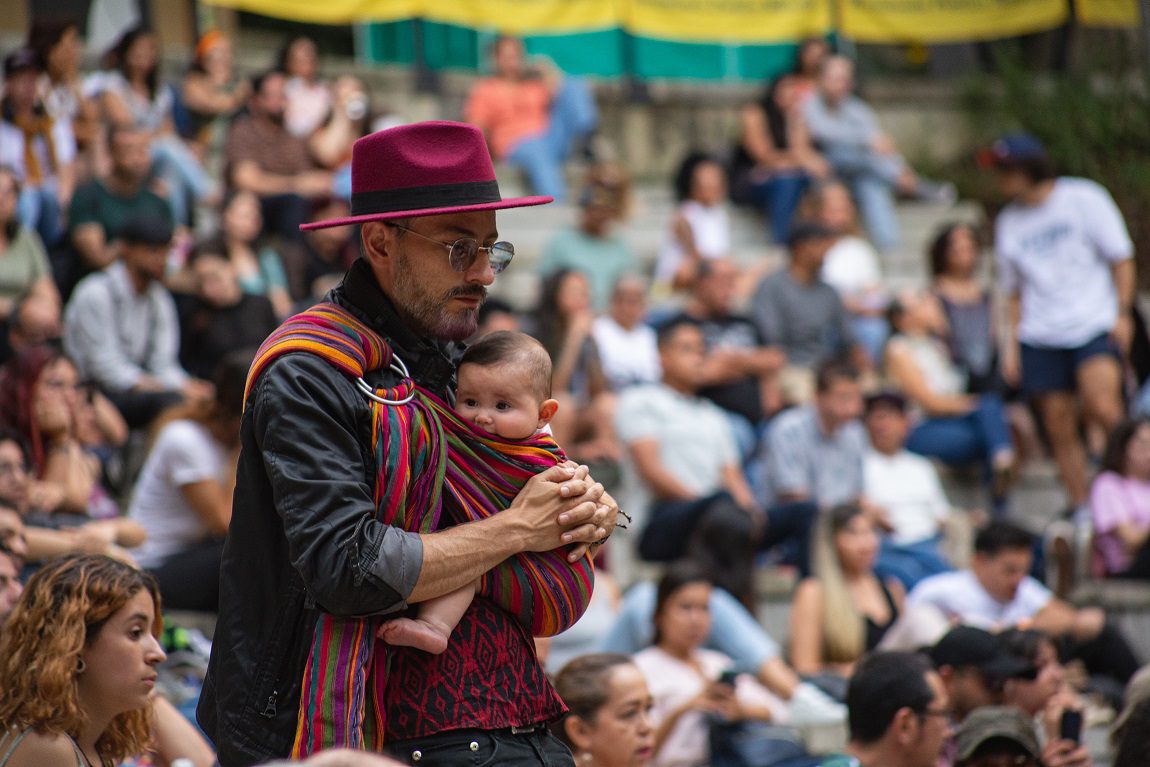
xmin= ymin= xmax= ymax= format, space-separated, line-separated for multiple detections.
xmin=378 ymin=618 xmax=450 ymax=654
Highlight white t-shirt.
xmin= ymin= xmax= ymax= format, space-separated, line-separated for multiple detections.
xmin=864 ymin=449 xmax=949 ymax=545
xmin=592 ymin=315 xmax=661 ymax=391
xmin=0 ymin=117 xmax=76 ymax=187
xmin=129 ymin=419 xmax=228 ymax=568
xmin=655 ymin=200 xmax=731 ymax=284
xmin=995 ymin=177 xmax=1133 ymax=347
xmin=906 ymin=569 xmax=1052 ymax=631
xmin=634 ymin=646 xmax=788 ymax=767
xmin=821 ymin=235 xmax=884 ymax=303
xmin=615 ymin=383 xmax=738 ymax=531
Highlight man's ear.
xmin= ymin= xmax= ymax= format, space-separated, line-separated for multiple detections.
xmin=563 ymin=714 xmax=594 ymax=754
xmin=892 ymin=706 xmax=920 ymax=747
xmin=361 ymin=221 xmax=393 ymax=266
xmin=538 ymin=398 xmax=559 ymax=427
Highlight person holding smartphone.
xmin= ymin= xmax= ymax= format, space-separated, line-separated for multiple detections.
xmin=632 ymin=563 xmax=804 ymax=767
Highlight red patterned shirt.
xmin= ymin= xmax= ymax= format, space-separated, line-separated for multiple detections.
xmin=381 ymin=596 xmax=565 ymax=738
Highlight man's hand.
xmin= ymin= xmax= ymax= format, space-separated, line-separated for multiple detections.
xmin=1001 ymin=344 xmax=1022 ymax=389
xmin=504 ymin=462 xmax=602 ymax=553
xmin=1111 ymin=314 xmax=1134 ymax=358
xmin=870 ymin=133 xmax=897 ymax=155
xmin=1042 ymin=738 xmax=1092 ymax=767
xmin=568 ymin=488 xmax=620 ymax=562
xmin=181 ymin=378 xmax=215 ymax=402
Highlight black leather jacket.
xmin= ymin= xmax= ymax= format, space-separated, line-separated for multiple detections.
xmin=197 ymin=260 xmax=462 ymax=767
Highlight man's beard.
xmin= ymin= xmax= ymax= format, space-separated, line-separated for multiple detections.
xmin=393 ymin=250 xmax=486 ymax=341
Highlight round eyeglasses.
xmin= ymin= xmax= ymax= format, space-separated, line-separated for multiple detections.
xmin=390 ymin=224 xmax=515 ymax=274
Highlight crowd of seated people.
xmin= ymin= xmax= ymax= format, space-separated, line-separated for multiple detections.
xmin=2 ymin=21 xmax=1149 ymax=767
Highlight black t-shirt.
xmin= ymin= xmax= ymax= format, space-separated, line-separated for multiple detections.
xmin=667 ymin=311 xmax=766 ymax=425
xmin=178 ymin=292 xmax=279 ymax=379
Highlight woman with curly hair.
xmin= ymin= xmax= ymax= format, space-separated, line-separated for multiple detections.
xmin=0 ymin=554 xmax=166 ymax=766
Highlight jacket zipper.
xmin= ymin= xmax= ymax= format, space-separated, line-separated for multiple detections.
xmin=261 ymin=690 xmax=278 ymax=718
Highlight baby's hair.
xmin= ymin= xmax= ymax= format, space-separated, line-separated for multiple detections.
xmin=461 ymin=331 xmax=553 ymax=400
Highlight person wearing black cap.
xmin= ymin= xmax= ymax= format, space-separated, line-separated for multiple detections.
xmin=62 ymin=215 xmax=211 ymax=428
xmin=0 ymin=47 xmax=76 ymax=249
xmin=751 ymin=219 xmax=868 ymax=406
xmin=982 ymin=133 xmax=1133 ymax=519
xmin=930 ymin=625 xmax=1038 ymax=723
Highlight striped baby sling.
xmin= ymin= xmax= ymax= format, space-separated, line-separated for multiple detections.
xmin=243 ymin=302 xmax=595 ymax=757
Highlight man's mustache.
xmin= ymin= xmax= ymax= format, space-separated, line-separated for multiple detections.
xmin=448 ymin=286 xmax=488 ymax=301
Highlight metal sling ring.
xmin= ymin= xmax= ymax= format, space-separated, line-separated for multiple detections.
xmin=355 ymin=352 xmax=415 ymax=406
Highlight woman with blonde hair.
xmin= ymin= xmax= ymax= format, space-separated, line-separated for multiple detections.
xmin=0 ymin=554 xmax=166 ymax=766
xmin=788 ymin=503 xmax=904 ymax=700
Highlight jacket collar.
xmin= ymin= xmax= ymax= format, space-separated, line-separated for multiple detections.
xmin=330 ymin=258 xmax=461 ymax=396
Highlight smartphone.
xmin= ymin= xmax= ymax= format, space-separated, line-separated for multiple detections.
xmin=1059 ymin=709 xmax=1083 ymax=744
xmin=717 ymin=669 xmax=739 ymax=687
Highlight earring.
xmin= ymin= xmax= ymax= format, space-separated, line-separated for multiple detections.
xmin=76 ymin=657 xmax=86 ymax=674
xmin=579 ymin=753 xmax=593 ymax=766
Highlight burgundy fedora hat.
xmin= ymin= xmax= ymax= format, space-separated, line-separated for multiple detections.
xmin=300 ymin=120 xmax=552 ymax=230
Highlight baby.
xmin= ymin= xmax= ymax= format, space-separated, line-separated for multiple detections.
xmin=378 ymin=330 xmax=559 ymax=653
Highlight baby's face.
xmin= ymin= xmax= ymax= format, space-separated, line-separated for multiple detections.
xmin=455 ymin=362 xmax=544 ymax=440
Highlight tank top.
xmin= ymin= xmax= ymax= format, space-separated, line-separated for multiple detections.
xmin=0 ymin=727 xmax=87 ymax=767
xmin=863 ymin=579 xmax=899 ymax=651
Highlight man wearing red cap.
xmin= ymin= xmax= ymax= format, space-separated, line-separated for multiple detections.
xmin=199 ymin=121 xmax=617 ymax=767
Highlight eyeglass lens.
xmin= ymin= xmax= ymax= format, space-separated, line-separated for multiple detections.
xmin=448 ymin=240 xmax=514 ymax=274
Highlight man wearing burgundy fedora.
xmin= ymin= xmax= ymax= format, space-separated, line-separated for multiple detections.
xmin=198 ymin=121 xmax=618 ymax=766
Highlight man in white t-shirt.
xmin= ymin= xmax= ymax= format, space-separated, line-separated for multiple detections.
xmin=908 ymin=521 xmax=1139 ymax=687
xmin=863 ymin=391 xmax=951 ymax=589
xmin=615 ymin=317 xmax=816 ymax=602
xmin=983 ymin=134 xmax=1134 ymax=514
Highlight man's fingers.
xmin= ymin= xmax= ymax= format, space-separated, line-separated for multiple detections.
xmin=536 ymin=462 xmax=579 ymax=483
xmin=568 ymin=543 xmax=591 ymax=562
xmin=558 ymin=483 xmax=605 ymax=521
xmin=561 ymin=521 xmax=608 ymax=545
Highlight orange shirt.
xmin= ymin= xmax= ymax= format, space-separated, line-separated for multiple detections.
xmin=464 ymin=77 xmax=551 ymax=159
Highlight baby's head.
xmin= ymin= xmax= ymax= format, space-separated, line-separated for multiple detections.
xmin=456 ymin=331 xmax=558 ymax=440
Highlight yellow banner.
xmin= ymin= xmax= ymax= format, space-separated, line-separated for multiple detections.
xmin=1075 ymin=0 xmax=1139 ymax=26
xmin=205 ymin=0 xmax=420 ymax=24
xmin=840 ymin=0 xmax=1068 ymax=43
xmin=624 ymin=0 xmax=832 ymax=43
xmin=424 ymin=0 xmax=617 ymax=33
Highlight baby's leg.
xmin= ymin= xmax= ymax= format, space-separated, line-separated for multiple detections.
xmin=377 ymin=581 xmax=477 ymax=654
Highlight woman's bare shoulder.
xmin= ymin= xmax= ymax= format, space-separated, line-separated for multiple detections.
xmin=2 ymin=729 xmax=81 ymax=767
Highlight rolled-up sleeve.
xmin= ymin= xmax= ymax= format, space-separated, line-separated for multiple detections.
xmin=251 ymin=354 xmax=424 ymax=616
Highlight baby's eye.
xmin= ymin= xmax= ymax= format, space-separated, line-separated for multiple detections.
xmin=461 ymin=398 xmax=478 ymax=408
xmin=495 ymin=402 xmax=512 ymax=411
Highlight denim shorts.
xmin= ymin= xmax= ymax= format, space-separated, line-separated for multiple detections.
xmin=1020 ymin=333 xmax=1119 ymax=394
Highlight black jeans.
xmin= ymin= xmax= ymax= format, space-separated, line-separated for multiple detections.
xmin=639 ymin=492 xmax=817 ymax=606
xmin=384 ymin=727 xmax=574 ymax=766
xmin=149 ymin=537 xmax=225 ymax=611
xmin=106 ymin=388 xmax=183 ymax=430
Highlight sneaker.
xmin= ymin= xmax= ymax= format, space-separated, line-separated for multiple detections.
xmin=787 ymin=681 xmax=847 ymax=726
xmin=915 ymin=179 xmax=957 ymax=205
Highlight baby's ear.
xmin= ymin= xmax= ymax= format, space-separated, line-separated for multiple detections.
xmin=537 ymin=398 xmax=559 ymax=426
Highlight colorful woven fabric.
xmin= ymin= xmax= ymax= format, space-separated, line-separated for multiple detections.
xmin=244 ymin=302 xmax=595 ymax=757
